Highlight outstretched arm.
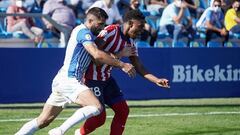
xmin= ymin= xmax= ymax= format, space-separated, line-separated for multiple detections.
xmin=129 ymin=56 xmax=170 ymax=88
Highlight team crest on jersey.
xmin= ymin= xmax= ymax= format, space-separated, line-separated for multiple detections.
xmin=99 ymin=30 xmax=107 ymax=37
xmin=85 ymin=34 xmax=92 ymax=40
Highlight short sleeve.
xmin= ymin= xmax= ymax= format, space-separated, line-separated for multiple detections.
xmin=228 ymin=10 xmax=237 ymax=20
xmin=206 ymin=10 xmax=212 ymax=21
xmin=76 ymin=28 xmax=95 ymax=46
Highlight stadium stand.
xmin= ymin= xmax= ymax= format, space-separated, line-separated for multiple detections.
xmin=0 ymin=0 xmax=239 ymax=48
xmin=0 ymin=12 xmax=60 ymax=48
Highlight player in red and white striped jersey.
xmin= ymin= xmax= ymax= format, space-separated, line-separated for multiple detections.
xmin=85 ymin=23 xmax=137 ymax=81
xmin=75 ymin=10 xmax=170 ymax=135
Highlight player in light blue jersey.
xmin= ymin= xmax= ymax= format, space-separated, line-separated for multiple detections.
xmin=15 ymin=7 xmax=136 ymax=135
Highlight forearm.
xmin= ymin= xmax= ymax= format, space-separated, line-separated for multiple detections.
xmin=133 ymin=60 xmax=159 ymax=83
xmin=234 ymin=17 xmax=240 ymax=24
xmin=95 ymin=50 xmax=124 ymax=68
xmin=175 ymin=8 xmax=184 ymax=24
xmin=143 ymin=74 xmax=160 ymax=84
xmin=206 ymin=22 xmax=221 ymax=33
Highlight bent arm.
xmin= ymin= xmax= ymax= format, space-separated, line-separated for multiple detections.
xmin=206 ymin=20 xmax=222 ymax=33
xmin=84 ymin=43 xmax=124 ymax=68
xmin=129 ymin=56 xmax=170 ymax=88
xmin=129 ymin=56 xmax=158 ymax=83
xmin=173 ymin=7 xmax=185 ymax=24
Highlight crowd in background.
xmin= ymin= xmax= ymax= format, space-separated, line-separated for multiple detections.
xmin=0 ymin=0 xmax=240 ymax=47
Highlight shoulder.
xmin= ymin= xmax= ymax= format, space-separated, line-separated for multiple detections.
xmin=98 ymin=25 xmax=119 ymax=40
xmin=165 ymin=3 xmax=175 ymax=11
xmin=206 ymin=9 xmax=213 ymax=17
xmin=75 ymin=24 xmax=94 ymax=41
xmin=226 ymin=9 xmax=235 ymax=15
xmin=102 ymin=25 xmax=119 ymax=35
xmin=105 ymin=24 xmax=119 ymax=31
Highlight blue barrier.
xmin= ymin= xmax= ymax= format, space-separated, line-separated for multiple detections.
xmin=0 ymin=48 xmax=240 ymax=103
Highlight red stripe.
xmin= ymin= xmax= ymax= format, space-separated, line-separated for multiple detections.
xmin=119 ymin=40 xmax=126 ymax=51
xmin=85 ymin=62 xmax=94 ymax=80
xmin=93 ymin=25 xmax=129 ymax=81
xmin=96 ymin=65 xmax=102 ymax=80
xmin=103 ymin=34 xmax=115 ymax=50
xmin=109 ymin=29 xmax=120 ymax=52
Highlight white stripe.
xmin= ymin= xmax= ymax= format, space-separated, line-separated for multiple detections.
xmin=1 ymin=111 xmax=240 ymax=122
xmin=93 ymin=64 xmax=97 ymax=80
xmin=101 ymin=64 xmax=108 ymax=81
xmin=103 ymin=29 xmax=115 ymax=41
xmin=105 ymin=29 xmax=118 ymax=51
xmin=115 ymin=37 xmax=122 ymax=52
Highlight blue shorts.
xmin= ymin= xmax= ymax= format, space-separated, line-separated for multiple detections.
xmin=85 ymin=77 xmax=125 ymax=107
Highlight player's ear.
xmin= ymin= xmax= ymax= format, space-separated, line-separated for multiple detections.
xmin=88 ymin=18 xmax=93 ymax=24
xmin=128 ymin=20 xmax=133 ymax=28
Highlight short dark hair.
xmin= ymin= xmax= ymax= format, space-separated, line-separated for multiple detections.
xmin=123 ymin=9 xmax=145 ymax=23
xmin=213 ymin=0 xmax=221 ymax=3
xmin=86 ymin=7 xmax=108 ymax=20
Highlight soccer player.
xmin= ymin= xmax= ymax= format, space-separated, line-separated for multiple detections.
xmin=15 ymin=7 xmax=136 ymax=135
xmin=74 ymin=10 xmax=170 ymax=135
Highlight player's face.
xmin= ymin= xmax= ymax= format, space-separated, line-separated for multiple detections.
xmin=90 ymin=17 xmax=106 ymax=36
xmin=127 ymin=19 xmax=144 ymax=39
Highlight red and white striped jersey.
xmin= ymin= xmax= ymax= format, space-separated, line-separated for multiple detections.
xmin=85 ymin=24 xmax=138 ymax=81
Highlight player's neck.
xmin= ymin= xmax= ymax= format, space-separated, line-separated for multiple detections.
xmin=121 ymin=24 xmax=128 ymax=37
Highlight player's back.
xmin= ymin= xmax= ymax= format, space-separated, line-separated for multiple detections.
xmin=60 ymin=24 xmax=94 ymax=80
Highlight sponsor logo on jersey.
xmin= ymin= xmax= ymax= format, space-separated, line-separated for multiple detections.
xmin=85 ymin=34 xmax=92 ymax=40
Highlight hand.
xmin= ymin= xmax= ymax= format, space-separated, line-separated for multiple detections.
xmin=156 ymin=78 xmax=170 ymax=88
xmin=220 ymin=28 xmax=227 ymax=36
xmin=46 ymin=23 xmax=53 ymax=30
xmin=180 ymin=2 xmax=187 ymax=9
xmin=121 ymin=63 xmax=136 ymax=78
xmin=119 ymin=46 xmax=137 ymax=57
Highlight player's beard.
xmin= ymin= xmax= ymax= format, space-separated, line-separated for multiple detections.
xmin=91 ymin=25 xmax=104 ymax=36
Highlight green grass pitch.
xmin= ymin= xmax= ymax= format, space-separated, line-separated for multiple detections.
xmin=0 ymin=98 xmax=240 ymax=135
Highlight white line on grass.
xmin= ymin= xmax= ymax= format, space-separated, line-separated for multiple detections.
xmin=1 ymin=111 xmax=240 ymax=122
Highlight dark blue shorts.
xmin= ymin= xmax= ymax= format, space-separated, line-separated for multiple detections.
xmin=85 ymin=77 xmax=125 ymax=107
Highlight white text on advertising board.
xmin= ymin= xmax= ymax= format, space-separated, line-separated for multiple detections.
xmin=173 ymin=65 xmax=240 ymax=82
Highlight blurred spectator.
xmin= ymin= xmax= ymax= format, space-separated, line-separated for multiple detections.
xmin=159 ymin=0 xmax=195 ymax=46
xmin=145 ymin=0 xmax=168 ymax=16
xmin=130 ymin=0 xmax=140 ymax=10
xmin=24 ymin=0 xmax=35 ymax=11
xmin=88 ymin=0 xmax=122 ymax=25
xmin=209 ymin=0 xmax=231 ymax=13
xmin=81 ymin=0 xmax=97 ymax=11
xmin=127 ymin=0 xmax=157 ymax=46
xmin=6 ymin=0 xmax=44 ymax=45
xmin=225 ymin=0 xmax=240 ymax=34
xmin=184 ymin=0 xmax=204 ymax=18
xmin=42 ymin=0 xmax=76 ymax=47
xmin=35 ymin=0 xmax=47 ymax=9
xmin=196 ymin=0 xmax=228 ymax=45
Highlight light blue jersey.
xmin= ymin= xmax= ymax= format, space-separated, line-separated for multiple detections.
xmin=196 ymin=8 xmax=224 ymax=29
xmin=61 ymin=24 xmax=96 ymax=80
xmin=159 ymin=3 xmax=191 ymax=26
